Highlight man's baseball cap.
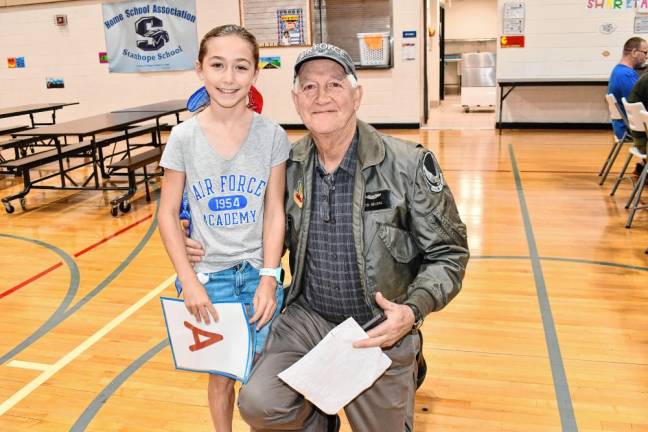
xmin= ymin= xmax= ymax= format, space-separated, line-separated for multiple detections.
xmin=293 ymin=43 xmax=357 ymax=80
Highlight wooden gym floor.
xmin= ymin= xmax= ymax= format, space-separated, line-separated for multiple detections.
xmin=0 ymin=128 xmax=646 ymax=431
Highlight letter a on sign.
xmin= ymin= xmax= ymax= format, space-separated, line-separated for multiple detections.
xmin=184 ymin=321 xmax=224 ymax=351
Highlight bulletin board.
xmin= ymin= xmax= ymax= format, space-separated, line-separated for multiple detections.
xmin=240 ymin=0 xmax=312 ymax=47
xmin=497 ymin=0 xmax=648 ymax=80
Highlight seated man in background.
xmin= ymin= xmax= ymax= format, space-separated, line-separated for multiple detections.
xmin=609 ymin=37 xmax=647 ymax=145
xmin=628 ymin=63 xmax=648 ymax=174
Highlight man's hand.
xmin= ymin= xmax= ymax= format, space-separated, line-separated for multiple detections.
xmin=249 ymin=277 xmax=277 ymax=330
xmin=180 ymin=219 xmax=204 ymax=264
xmin=353 ymin=292 xmax=415 ymax=349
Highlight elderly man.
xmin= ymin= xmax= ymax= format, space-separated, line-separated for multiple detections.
xmin=185 ymin=43 xmax=469 ymax=431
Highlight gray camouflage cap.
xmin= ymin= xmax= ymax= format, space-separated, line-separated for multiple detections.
xmin=293 ymin=43 xmax=357 ymax=81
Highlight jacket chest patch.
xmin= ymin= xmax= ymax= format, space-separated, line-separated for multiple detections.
xmin=293 ymin=179 xmax=304 ymax=208
xmin=364 ymin=190 xmax=391 ymax=211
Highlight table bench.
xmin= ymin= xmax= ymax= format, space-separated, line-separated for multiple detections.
xmin=107 ymin=147 xmax=164 ymax=216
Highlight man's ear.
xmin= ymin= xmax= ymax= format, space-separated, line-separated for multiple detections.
xmin=353 ymin=85 xmax=363 ymax=111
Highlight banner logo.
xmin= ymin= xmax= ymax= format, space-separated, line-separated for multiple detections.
xmin=136 ymin=17 xmax=170 ymax=51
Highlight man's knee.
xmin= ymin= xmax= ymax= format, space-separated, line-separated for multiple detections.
xmin=238 ymin=383 xmax=269 ymax=426
xmin=239 ymin=381 xmax=310 ymax=429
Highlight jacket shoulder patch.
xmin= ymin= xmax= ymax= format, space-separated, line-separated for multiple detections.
xmin=423 ymin=152 xmax=444 ymax=193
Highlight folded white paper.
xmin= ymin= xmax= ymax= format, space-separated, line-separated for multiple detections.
xmin=277 ymin=317 xmax=392 ymax=415
xmin=160 ymin=297 xmax=254 ymax=382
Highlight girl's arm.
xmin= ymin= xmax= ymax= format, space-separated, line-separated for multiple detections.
xmin=158 ymin=168 xmax=218 ymax=324
xmin=249 ymin=162 xmax=286 ymax=329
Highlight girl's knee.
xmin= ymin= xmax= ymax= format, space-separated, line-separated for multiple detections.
xmin=208 ymin=374 xmax=234 ymax=394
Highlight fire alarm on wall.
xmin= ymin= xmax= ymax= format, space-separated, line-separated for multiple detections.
xmin=55 ymin=15 xmax=67 ymax=26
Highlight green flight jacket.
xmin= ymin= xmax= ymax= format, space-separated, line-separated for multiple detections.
xmin=283 ymin=120 xmax=469 ymax=320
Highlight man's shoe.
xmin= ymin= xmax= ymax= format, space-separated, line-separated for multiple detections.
xmin=327 ymin=414 xmax=341 ymax=432
xmin=416 ymin=329 xmax=427 ymax=389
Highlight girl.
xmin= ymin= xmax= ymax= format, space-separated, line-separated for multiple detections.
xmin=157 ymin=25 xmax=289 ymax=431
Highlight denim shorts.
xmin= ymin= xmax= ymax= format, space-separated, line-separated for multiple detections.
xmin=200 ymin=261 xmax=283 ymax=356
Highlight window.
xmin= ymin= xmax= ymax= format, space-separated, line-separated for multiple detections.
xmin=312 ymin=0 xmax=392 ymax=65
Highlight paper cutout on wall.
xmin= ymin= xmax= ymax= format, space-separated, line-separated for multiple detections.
xmin=46 ymin=78 xmax=65 ymax=89
xmin=99 ymin=52 xmax=109 ymax=64
xmin=259 ymin=56 xmax=281 ymax=69
xmin=7 ymin=57 xmax=26 ymax=68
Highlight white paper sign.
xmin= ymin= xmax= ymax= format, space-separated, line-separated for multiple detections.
xmin=160 ymin=297 xmax=254 ymax=382
xmin=402 ymin=42 xmax=416 ymax=61
xmin=635 ymin=16 xmax=648 ymax=33
xmin=503 ymin=2 xmax=525 ymax=19
xmin=503 ymin=18 xmax=524 ymax=34
xmin=278 ymin=317 xmax=392 ymax=415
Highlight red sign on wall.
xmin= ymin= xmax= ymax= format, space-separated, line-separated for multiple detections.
xmin=500 ymin=35 xmax=525 ymax=48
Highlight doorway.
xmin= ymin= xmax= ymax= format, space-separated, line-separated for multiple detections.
xmin=424 ymin=0 xmax=497 ymax=130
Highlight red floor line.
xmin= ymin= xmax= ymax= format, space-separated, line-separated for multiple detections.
xmin=2 ymin=213 xmax=153 ymax=299
xmin=0 ymin=262 xmax=63 ymax=299
xmin=74 ymin=213 xmax=153 ymax=257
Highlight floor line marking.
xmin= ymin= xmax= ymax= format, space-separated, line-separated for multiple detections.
xmin=5 ymin=360 xmax=52 ymax=371
xmin=509 ymin=144 xmax=578 ymax=432
xmin=74 ymin=213 xmax=153 ymax=258
xmin=0 ymin=213 xmax=151 ymax=300
xmin=0 ymin=274 xmax=175 ymax=416
xmin=0 ymin=262 xmax=63 ymax=299
xmin=0 ymin=203 xmax=159 ymax=366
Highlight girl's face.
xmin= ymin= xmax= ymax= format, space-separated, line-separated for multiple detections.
xmin=196 ymin=34 xmax=258 ymax=110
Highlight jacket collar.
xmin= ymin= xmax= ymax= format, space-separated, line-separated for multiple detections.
xmin=290 ymin=120 xmax=385 ymax=170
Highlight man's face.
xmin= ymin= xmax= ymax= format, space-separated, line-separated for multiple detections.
xmin=634 ymin=41 xmax=648 ymax=68
xmin=292 ymin=59 xmax=362 ymax=136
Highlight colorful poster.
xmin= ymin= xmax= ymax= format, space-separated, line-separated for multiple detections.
xmin=277 ymin=8 xmax=305 ymax=46
xmin=99 ymin=52 xmax=109 ymax=63
xmin=46 ymin=78 xmax=65 ymax=89
xmin=259 ymin=56 xmax=281 ymax=69
xmin=101 ymin=0 xmax=198 ymax=73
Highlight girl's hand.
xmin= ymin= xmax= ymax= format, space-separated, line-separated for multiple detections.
xmin=249 ymin=277 xmax=277 ymax=330
xmin=183 ymin=279 xmax=219 ymax=324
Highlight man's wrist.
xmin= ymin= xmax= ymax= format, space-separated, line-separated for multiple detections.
xmin=406 ymin=303 xmax=423 ymax=330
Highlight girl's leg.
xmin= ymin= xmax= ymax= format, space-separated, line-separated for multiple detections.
xmin=208 ymin=374 xmax=235 ymax=432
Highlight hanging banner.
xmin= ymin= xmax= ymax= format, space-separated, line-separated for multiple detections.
xmin=102 ymin=0 xmax=198 ymax=73
xmin=586 ymin=0 xmax=648 ymax=10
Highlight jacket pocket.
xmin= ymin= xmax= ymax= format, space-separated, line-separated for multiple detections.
xmin=377 ymin=223 xmax=419 ymax=263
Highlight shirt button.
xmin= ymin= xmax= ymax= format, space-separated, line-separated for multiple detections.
xmin=332 ymin=253 xmax=337 ymax=259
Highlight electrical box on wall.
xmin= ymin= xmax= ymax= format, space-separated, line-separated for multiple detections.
xmin=55 ymin=15 xmax=68 ymax=26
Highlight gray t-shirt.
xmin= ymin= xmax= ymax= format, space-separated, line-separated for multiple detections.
xmin=160 ymin=113 xmax=291 ymax=273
